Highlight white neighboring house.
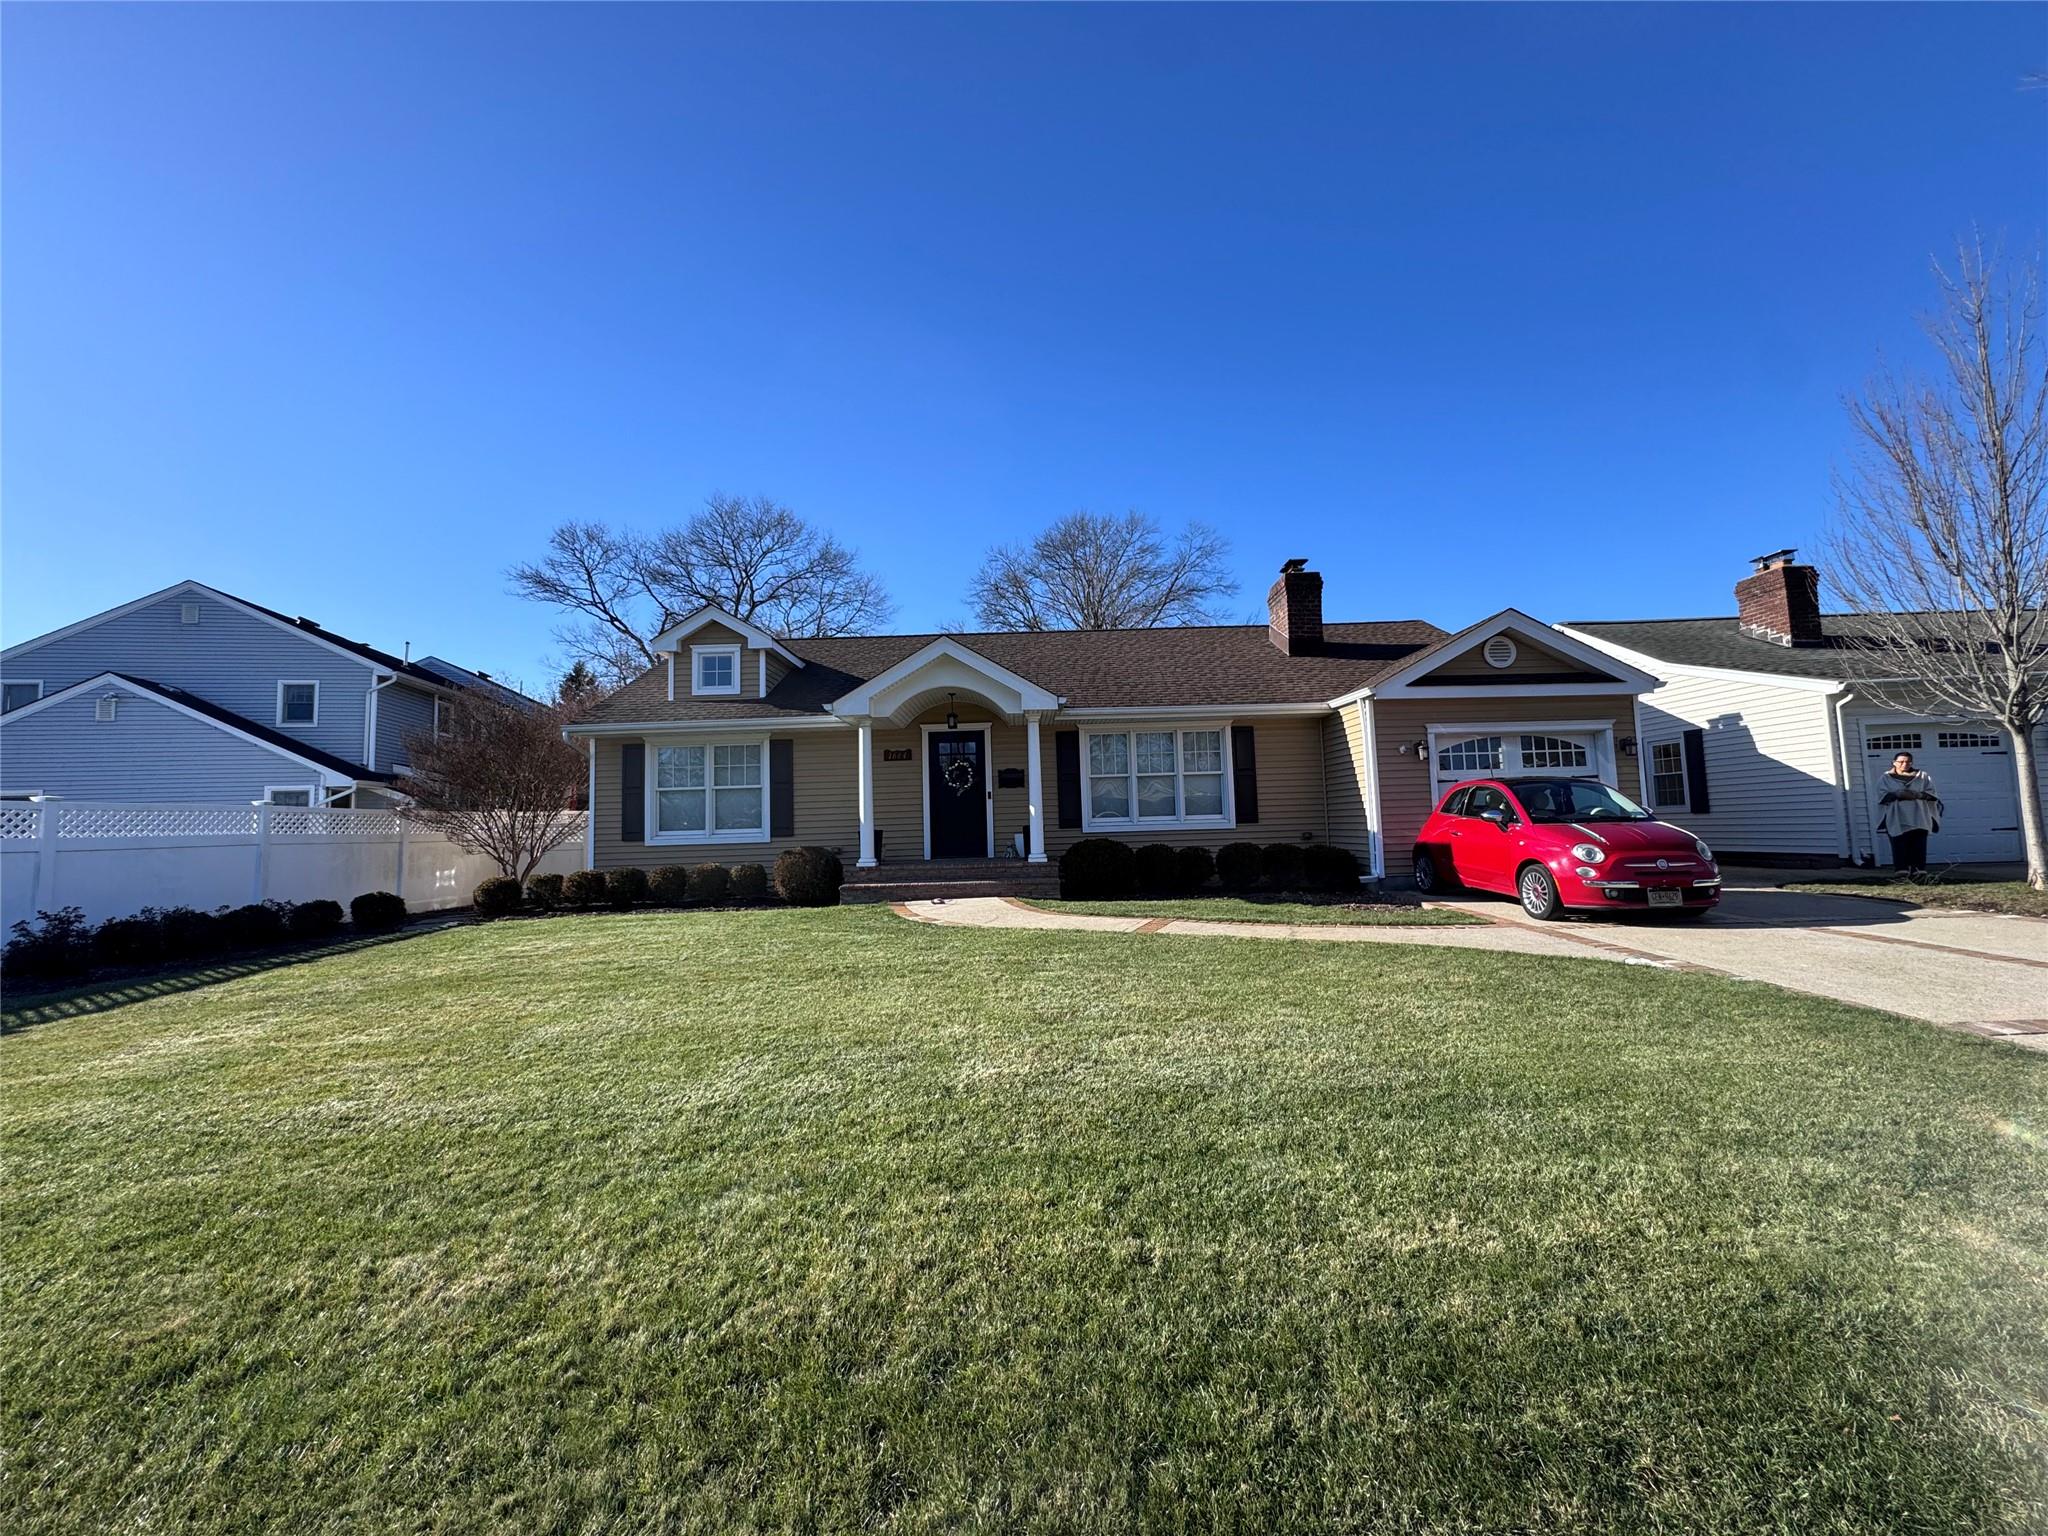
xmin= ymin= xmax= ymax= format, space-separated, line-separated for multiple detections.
xmin=0 ymin=580 xmax=526 ymax=807
xmin=1564 ymin=551 xmax=2046 ymax=868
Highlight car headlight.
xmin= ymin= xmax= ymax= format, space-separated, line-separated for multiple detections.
xmin=1695 ymin=839 xmax=1714 ymax=863
xmin=1571 ymin=843 xmax=1605 ymax=863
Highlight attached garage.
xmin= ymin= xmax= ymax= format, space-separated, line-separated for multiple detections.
xmin=1858 ymin=720 xmax=2025 ymax=865
xmin=1426 ymin=724 xmax=1620 ymax=801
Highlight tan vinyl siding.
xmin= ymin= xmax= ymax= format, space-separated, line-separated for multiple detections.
xmin=1372 ymin=695 xmax=1643 ymax=879
xmin=1322 ymin=705 xmax=1371 ymax=860
xmin=590 ymin=730 xmax=859 ymax=871
xmin=1417 ymin=633 xmax=1615 ymax=682
xmin=679 ymin=622 xmax=778 ymax=703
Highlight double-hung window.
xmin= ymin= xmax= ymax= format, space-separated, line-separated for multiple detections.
xmin=1084 ymin=726 xmax=1230 ymax=828
xmin=0 ymin=681 xmax=42 ymax=714
xmin=692 ymin=645 xmax=741 ymax=696
xmin=278 ymin=681 xmax=318 ymax=726
xmin=653 ymin=739 xmax=766 ymax=840
xmin=1648 ymin=740 xmax=1687 ymax=807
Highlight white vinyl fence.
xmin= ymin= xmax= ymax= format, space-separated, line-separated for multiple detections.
xmin=0 ymin=801 xmax=588 ymax=932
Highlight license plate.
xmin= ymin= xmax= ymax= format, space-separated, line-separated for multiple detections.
xmin=1647 ymin=888 xmax=1683 ymax=908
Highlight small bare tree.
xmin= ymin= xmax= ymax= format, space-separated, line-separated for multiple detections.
xmin=509 ymin=496 xmax=894 ymax=685
xmin=968 ymin=510 xmax=1237 ymax=630
xmin=1824 ymin=242 xmax=2048 ymax=889
xmin=396 ymin=694 xmax=589 ymax=885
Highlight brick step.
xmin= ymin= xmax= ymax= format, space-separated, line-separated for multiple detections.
xmin=843 ymin=876 xmax=1059 ymax=906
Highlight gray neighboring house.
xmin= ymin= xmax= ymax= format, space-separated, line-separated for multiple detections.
xmin=1564 ymin=550 xmax=2047 ymax=868
xmin=0 ymin=580 xmax=522 ymax=806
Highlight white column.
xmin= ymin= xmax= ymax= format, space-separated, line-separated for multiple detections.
xmin=855 ymin=717 xmax=878 ymax=867
xmin=1024 ymin=711 xmax=1047 ymax=863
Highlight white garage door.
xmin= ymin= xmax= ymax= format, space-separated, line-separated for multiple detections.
xmin=1862 ymin=724 xmax=2023 ymax=865
xmin=1430 ymin=730 xmax=1603 ymax=801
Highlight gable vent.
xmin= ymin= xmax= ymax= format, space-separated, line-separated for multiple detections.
xmin=180 ymin=602 xmax=200 ymax=625
xmin=1483 ymin=635 xmax=1519 ymax=669
xmin=95 ymin=696 xmax=119 ymax=722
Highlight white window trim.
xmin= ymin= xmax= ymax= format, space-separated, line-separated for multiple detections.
xmin=263 ymin=785 xmax=317 ymax=806
xmin=1 ymin=679 xmax=44 ymax=713
xmin=919 ymin=722 xmax=997 ymax=860
xmin=1078 ymin=722 xmax=1236 ymax=832
xmin=691 ymin=644 xmax=742 ymax=697
xmin=645 ymin=733 xmax=770 ymax=845
xmin=277 ymin=679 xmax=320 ymax=727
xmin=1425 ymin=721 xmax=1618 ymax=803
xmin=1647 ymin=738 xmax=1689 ymax=809
xmin=434 ymin=696 xmax=452 ymax=739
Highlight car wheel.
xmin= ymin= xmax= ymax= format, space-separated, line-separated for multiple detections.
xmin=1413 ymin=849 xmax=1455 ymax=894
xmin=1517 ymin=864 xmax=1562 ymax=920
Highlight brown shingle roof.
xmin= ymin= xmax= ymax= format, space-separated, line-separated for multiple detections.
xmin=576 ymin=620 xmax=1447 ymax=725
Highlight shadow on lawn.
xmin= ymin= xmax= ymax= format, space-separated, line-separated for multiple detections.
xmin=0 ymin=920 xmax=463 ymax=1035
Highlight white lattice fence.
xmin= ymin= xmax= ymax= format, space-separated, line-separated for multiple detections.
xmin=0 ymin=801 xmax=587 ymax=931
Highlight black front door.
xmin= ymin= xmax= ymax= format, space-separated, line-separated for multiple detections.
xmin=928 ymin=731 xmax=988 ymax=858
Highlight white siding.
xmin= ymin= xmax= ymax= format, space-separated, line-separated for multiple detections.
xmin=1630 ymin=670 xmax=1845 ymax=859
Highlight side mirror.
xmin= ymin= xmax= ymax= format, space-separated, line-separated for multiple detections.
xmin=1479 ymin=807 xmax=1510 ymax=826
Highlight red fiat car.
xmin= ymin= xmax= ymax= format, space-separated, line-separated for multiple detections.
xmin=1410 ymin=776 xmax=1720 ymax=920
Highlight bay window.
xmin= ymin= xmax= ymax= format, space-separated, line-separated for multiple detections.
xmin=652 ymin=738 xmax=766 ymax=841
xmin=1084 ymin=726 xmax=1230 ymax=828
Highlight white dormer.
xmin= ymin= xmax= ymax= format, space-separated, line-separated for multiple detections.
xmin=648 ymin=604 xmax=805 ymax=701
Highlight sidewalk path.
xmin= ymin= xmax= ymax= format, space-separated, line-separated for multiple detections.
xmin=894 ymin=892 xmax=2048 ymax=1051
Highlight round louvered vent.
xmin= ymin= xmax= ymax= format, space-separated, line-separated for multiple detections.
xmin=1483 ymin=635 xmax=1519 ymax=669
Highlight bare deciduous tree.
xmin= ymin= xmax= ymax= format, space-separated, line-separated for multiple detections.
xmin=968 ymin=510 xmax=1237 ymax=630
xmin=509 ymin=496 xmax=894 ymax=685
xmin=396 ymin=694 xmax=590 ymax=884
xmin=1824 ymin=243 xmax=2048 ymax=889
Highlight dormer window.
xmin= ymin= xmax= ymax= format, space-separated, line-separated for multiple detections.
xmin=692 ymin=645 xmax=741 ymax=696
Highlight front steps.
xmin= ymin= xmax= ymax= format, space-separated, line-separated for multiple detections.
xmin=841 ymin=858 xmax=1060 ymax=906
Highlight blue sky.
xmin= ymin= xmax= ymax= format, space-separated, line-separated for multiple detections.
xmin=4 ymin=3 xmax=2042 ymax=686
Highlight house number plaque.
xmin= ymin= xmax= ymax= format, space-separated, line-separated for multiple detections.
xmin=883 ymin=748 xmax=913 ymax=761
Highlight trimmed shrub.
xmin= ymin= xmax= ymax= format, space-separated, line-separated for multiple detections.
xmin=288 ymin=900 xmax=345 ymax=941
xmin=729 ymin=863 xmax=770 ymax=903
xmin=1215 ymin=842 xmax=1264 ymax=892
xmin=525 ymin=873 xmax=565 ymax=912
xmin=350 ymin=891 xmax=407 ymax=932
xmin=222 ymin=902 xmax=291 ymax=949
xmin=160 ymin=905 xmax=228 ymax=959
xmin=4 ymin=907 xmax=93 ymax=980
xmin=1260 ymin=843 xmax=1306 ymax=892
xmin=562 ymin=869 xmax=607 ymax=908
xmin=774 ymin=846 xmax=843 ymax=907
xmin=1174 ymin=845 xmax=1216 ymax=894
xmin=687 ymin=862 xmax=730 ymax=905
xmin=94 ymin=911 xmax=168 ymax=969
xmin=607 ymin=867 xmax=649 ymax=910
xmin=648 ymin=865 xmax=692 ymax=906
xmin=1059 ymin=837 xmax=1137 ymax=900
xmin=1134 ymin=843 xmax=1182 ymax=894
xmin=473 ymin=876 xmax=523 ymax=919
xmin=1303 ymin=843 xmax=1363 ymax=893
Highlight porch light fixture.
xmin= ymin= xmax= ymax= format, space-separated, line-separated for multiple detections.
xmin=1619 ymin=737 xmax=1638 ymax=757
xmin=1398 ymin=739 xmax=1427 ymax=757
xmin=945 ymin=693 xmax=958 ymax=730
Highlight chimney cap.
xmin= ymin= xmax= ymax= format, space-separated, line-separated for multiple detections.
xmin=1279 ymin=557 xmax=1309 ymax=575
xmin=1749 ymin=548 xmax=1799 ymax=573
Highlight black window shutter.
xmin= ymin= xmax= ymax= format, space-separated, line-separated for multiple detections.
xmin=1681 ymin=727 xmax=1711 ymax=815
xmin=769 ymin=738 xmax=795 ymax=839
xmin=1231 ymin=725 xmax=1259 ymax=824
xmin=1055 ymin=730 xmax=1082 ymax=829
xmin=619 ymin=742 xmax=645 ymax=843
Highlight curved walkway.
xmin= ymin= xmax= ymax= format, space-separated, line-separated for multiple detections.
xmin=894 ymin=892 xmax=2048 ymax=1050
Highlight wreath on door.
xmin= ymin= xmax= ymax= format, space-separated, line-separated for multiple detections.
xmin=943 ymin=756 xmax=976 ymax=795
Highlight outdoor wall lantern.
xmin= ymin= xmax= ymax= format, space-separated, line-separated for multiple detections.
xmin=945 ymin=693 xmax=959 ymax=730
xmin=1619 ymin=737 xmax=1638 ymax=757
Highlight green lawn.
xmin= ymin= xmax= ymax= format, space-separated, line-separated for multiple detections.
xmin=1029 ymin=894 xmax=1481 ymax=926
xmin=4 ymin=909 xmax=2045 ymax=1534
xmin=1784 ymin=875 xmax=2048 ymax=918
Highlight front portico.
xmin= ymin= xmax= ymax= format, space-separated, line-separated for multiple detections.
xmin=829 ymin=637 xmax=1064 ymax=867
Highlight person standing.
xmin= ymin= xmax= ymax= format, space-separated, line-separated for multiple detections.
xmin=1876 ymin=750 xmax=1942 ymax=875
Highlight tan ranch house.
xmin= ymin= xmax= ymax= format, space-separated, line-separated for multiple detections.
xmin=564 ymin=561 xmax=1660 ymax=898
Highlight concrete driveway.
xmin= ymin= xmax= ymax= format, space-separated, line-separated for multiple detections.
xmin=1424 ymin=880 xmax=2048 ymax=1046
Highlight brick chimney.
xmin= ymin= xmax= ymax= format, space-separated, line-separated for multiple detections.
xmin=1735 ymin=548 xmax=1823 ymax=646
xmin=1267 ymin=559 xmax=1324 ymax=655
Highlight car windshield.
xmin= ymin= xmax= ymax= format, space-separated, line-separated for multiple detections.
xmin=1511 ymin=779 xmax=1653 ymax=823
